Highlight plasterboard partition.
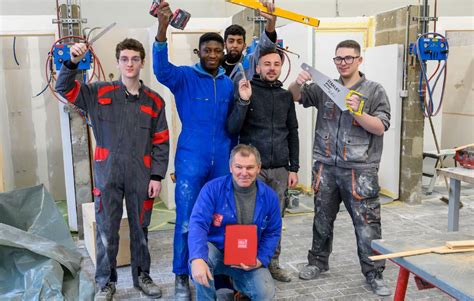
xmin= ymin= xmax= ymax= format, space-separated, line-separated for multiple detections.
xmin=0 ymin=15 xmax=80 ymax=230
xmin=147 ymin=17 xmax=232 ymax=209
xmin=0 ymin=52 xmax=13 ymax=193
xmin=277 ymin=17 xmax=373 ymax=190
xmin=441 ymin=30 xmax=474 ymax=150
xmin=277 ymin=23 xmax=314 ymax=189
xmin=0 ymin=15 xmax=58 ymax=36
xmin=0 ymin=144 xmax=4 ymax=192
xmin=0 ymin=15 xmax=71 ymax=202
xmin=0 ymin=21 xmax=8 ymax=194
xmin=0 ymin=17 xmax=56 ymax=195
xmin=364 ymin=44 xmax=404 ymax=199
xmin=422 ymin=17 xmax=474 ymax=154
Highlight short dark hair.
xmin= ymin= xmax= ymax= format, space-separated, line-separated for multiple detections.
xmin=335 ymin=40 xmax=361 ymax=55
xmin=199 ymin=32 xmax=224 ymax=49
xmin=224 ymin=24 xmax=246 ymax=42
xmin=258 ymin=48 xmax=284 ymax=63
xmin=229 ymin=144 xmax=261 ymax=166
xmin=115 ymin=38 xmax=145 ymax=61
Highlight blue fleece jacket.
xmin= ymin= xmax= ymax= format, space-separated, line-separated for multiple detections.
xmin=188 ymin=175 xmax=282 ymax=267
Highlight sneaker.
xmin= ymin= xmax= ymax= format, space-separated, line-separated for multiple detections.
xmin=366 ymin=271 xmax=392 ymax=296
xmin=298 ymin=265 xmax=321 ymax=280
xmin=137 ymin=272 xmax=162 ymax=298
xmin=94 ymin=282 xmax=116 ymax=301
xmin=175 ymin=274 xmax=191 ymax=301
xmin=269 ymin=265 xmax=292 ymax=282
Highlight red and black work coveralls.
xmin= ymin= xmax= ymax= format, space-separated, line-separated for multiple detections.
xmin=56 ymin=63 xmax=169 ymax=289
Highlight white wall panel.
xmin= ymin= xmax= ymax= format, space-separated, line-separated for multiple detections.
xmin=277 ymin=23 xmax=314 ymax=188
xmin=365 ymin=44 xmax=403 ymax=199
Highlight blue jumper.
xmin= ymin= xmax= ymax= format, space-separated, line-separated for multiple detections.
xmin=153 ymin=41 xmax=235 ymax=275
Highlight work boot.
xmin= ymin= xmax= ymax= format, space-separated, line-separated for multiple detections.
xmin=137 ymin=272 xmax=162 ymax=298
xmin=94 ymin=282 xmax=116 ymax=301
xmin=366 ymin=271 xmax=392 ymax=296
xmin=298 ymin=264 xmax=321 ymax=280
xmin=175 ymin=274 xmax=191 ymax=300
xmin=269 ymin=265 xmax=292 ymax=282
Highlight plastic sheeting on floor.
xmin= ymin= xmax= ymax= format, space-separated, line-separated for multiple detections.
xmin=0 ymin=185 xmax=94 ymax=300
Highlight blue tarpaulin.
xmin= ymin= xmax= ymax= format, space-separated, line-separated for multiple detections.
xmin=0 ymin=185 xmax=94 ymax=300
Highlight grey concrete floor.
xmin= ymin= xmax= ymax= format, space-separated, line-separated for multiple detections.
xmin=78 ymin=181 xmax=474 ymax=300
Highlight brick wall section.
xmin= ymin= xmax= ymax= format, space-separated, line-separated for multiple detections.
xmin=375 ymin=5 xmax=424 ymax=204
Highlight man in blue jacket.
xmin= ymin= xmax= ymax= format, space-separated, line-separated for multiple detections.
xmin=189 ymin=144 xmax=281 ymax=300
xmin=153 ymin=3 xmax=234 ymax=299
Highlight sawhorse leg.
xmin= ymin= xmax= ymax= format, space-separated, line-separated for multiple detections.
xmin=427 ymin=173 xmax=438 ymax=195
xmin=394 ymin=266 xmax=410 ymax=301
xmin=448 ymin=178 xmax=461 ymax=231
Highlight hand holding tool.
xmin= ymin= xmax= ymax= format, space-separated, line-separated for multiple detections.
xmin=149 ymin=0 xmax=191 ymax=30
xmin=237 ymin=62 xmax=247 ymax=81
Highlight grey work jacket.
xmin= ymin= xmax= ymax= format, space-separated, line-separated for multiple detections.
xmin=300 ymin=72 xmax=391 ymax=169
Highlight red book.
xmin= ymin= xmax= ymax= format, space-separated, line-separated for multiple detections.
xmin=224 ymin=224 xmax=258 ymax=266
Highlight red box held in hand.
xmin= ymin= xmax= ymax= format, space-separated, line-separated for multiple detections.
xmin=224 ymin=224 xmax=258 ymax=266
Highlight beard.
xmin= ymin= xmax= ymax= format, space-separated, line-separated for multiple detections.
xmin=225 ymin=51 xmax=241 ymax=64
xmin=260 ymin=72 xmax=279 ymax=83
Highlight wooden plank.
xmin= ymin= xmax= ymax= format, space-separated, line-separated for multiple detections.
xmin=453 ymin=143 xmax=474 ymax=151
xmin=370 ymin=241 xmax=474 ymax=261
xmin=446 ymin=240 xmax=474 ymax=249
xmin=370 ymin=248 xmax=434 ymax=260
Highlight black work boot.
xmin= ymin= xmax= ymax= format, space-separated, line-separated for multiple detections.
xmin=94 ymin=282 xmax=116 ymax=301
xmin=137 ymin=272 xmax=162 ymax=298
xmin=298 ymin=264 xmax=321 ymax=280
xmin=366 ymin=271 xmax=391 ymax=296
xmin=269 ymin=263 xmax=292 ymax=282
xmin=175 ymin=274 xmax=191 ymax=301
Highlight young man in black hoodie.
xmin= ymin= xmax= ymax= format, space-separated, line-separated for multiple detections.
xmin=227 ymin=49 xmax=299 ymax=282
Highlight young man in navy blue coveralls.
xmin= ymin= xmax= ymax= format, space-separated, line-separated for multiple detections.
xmin=56 ymin=38 xmax=169 ymax=300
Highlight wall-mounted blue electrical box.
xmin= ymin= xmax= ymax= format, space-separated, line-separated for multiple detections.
xmin=416 ymin=37 xmax=448 ymax=61
xmin=53 ymin=44 xmax=92 ymax=71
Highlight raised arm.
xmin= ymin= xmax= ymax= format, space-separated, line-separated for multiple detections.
xmin=226 ymin=79 xmax=252 ymax=135
xmin=288 ymin=69 xmax=311 ymax=102
xmin=243 ymin=1 xmax=278 ymax=80
xmin=55 ymin=43 xmax=98 ymax=112
xmin=153 ymin=2 xmax=186 ymax=93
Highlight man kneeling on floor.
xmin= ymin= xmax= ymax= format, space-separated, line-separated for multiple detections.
xmin=188 ymin=144 xmax=281 ymax=300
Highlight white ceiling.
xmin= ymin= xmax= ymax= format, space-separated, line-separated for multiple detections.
xmin=1 ymin=0 xmax=473 ymax=29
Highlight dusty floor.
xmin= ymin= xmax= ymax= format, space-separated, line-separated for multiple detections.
xmin=77 ymin=182 xmax=474 ymax=300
